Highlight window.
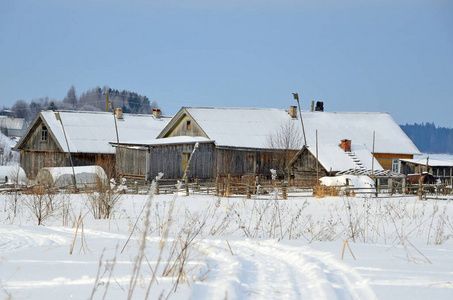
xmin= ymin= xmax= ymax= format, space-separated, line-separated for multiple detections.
xmin=392 ymin=159 xmax=400 ymax=173
xmin=186 ymin=120 xmax=191 ymax=130
xmin=41 ymin=125 xmax=48 ymax=142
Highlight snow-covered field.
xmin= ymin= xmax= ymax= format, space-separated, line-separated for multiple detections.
xmin=1 ymin=189 xmax=452 ymax=299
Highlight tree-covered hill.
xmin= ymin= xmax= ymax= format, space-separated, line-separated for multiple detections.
xmin=400 ymin=123 xmax=453 ymax=154
xmin=2 ymin=85 xmax=160 ymax=122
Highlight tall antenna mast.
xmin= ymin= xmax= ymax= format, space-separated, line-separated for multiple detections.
xmin=292 ymin=93 xmax=307 ymax=146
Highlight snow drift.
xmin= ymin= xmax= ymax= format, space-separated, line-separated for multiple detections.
xmin=320 ymin=175 xmax=376 ymax=195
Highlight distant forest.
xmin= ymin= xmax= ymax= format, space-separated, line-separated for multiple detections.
xmin=2 ymin=85 xmax=160 ymax=122
xmin=400 ymin=123 xmax=453 ymax=154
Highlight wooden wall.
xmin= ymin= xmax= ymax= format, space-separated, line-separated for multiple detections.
xmin=20 ymin=150 xmax=114 ymax=180
xmin=165 ymin=115 xmax=207 ymax=138
xmin=289 ymin=148 xmax=329 ymax=186
xmin=215 ymin=148 xmax=290 ymax=177
xmin=23 ymin=121 xmax=61 ymax=152
xmin=116 ymin=143 xmax=293 ymax=180
xmin=374 ymin=153 xmax=413 ymax=171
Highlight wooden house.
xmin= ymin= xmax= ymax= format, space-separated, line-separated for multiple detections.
xmin=114 ymin=107 xmax=420 ymax=184
xmin=400 ymin=156 xmax=453 ymax=184
xmin=114 ymin=107 xmax=301 ymax=181
xmin=0 ymin=116 xmax=27 ymax=138
xmin=13 ymin=109 xmax=171 ymax=180
xmin=289 ymin=141 xmax=384 ymax=186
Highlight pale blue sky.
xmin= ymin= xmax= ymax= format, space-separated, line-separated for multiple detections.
xmin=1 ymin=0 xmax=452 ymax=127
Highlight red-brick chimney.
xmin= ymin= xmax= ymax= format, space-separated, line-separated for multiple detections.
xmin=341 ymin=139 xmax=351 ymax=152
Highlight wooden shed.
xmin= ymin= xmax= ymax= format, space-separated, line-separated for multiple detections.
xmin=13 ymin=109 xmax=171 ymax=180
xmin=114 ymin=136 xmax=291 ymax=181
xmin=289 ymin=142 xmax=383 ymax=186
xmin=400 ymin=156 xmax=453 ymax=184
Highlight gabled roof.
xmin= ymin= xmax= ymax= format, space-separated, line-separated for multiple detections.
xmin=303 ymin=143 xmax=383 ymax=173
xmin=14 ymin=110 xmax=171 ymax=154
xmin=158 ymin=107 xmax=420 ymax=155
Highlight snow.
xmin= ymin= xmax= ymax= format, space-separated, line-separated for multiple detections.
xmin=402 ymin=154 xmax=453 ymax=167
xmin=320 ymin=175 xmax=376 ymax=194
xmin=307 ymin=143 xmax=384 ymax=172
xmin=0 ymin=166 xmax=27 ymax=184
xmin=0 ymin=131 xmax=19 ymax=165
xmin=1 ymin=190 xmax=452 ymax=299
xmin=116 ymin=136 xmax=214 ymax=147
xmin=181 ymin=107 xmax=420 ymax=154
xmin=22 ymin=110 xmax=171 ymax=154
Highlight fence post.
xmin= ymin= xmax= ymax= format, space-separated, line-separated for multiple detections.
xmin=376 ymin=178 xmax=380 ymax=195
xmin=156 ymin=180 xmax=160 ymax=195
xmin=402 ymin=178 xmax=406 ymax=196
xmin=215 ymin=176 xmax=220 ymax=197
xmin=247 ymin=178 xmax=251 ymax=199
xmin=134 ymin=181 xmax=138 ymax=194
xmin=388 ymin=178 xmax=393 ymax=195
xmin=226 ymin=174 xmax=231 ymax=197
xmin=255 ymin=176 xmax=259 ymax=195
xmin=185 ymin=178 xmax=189 ymax=196
xmin=282 ymin=181 xmax=287 ymax=200
xmin=418 ymin=178 xmax=423 ymax=200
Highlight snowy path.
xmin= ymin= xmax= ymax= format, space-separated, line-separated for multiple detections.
xmin=194 ymin=239 xmax=376 ymax=300
xmin=0 ymin=226 xmax=70 ymax=252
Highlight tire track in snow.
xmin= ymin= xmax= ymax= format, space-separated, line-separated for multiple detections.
xmin=195 ymin=239 xmax=376 ymax=300
xmin=0 ymin=226 xmax=69 ymax=252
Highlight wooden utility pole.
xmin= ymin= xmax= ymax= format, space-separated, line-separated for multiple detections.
xmin=105 ymin=90 xmax=109 ymax=112
xmin=371 ymin=131 xmax=375 ymax=177
xmin=316 ymin=130 xmax=319 ymax=182
xmin=55 ymin=112 xmax=77 ymax=190
xmin=293 ymin=93 xmax=307 ymax=146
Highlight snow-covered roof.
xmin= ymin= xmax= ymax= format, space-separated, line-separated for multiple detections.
xmin=0 ymin=116 xmax=25 ymax=131
xmin=401 ymin=157 xmax=453 ymax=167
xmin=161 ymin=107 xmax=420 ymax=155
xmin=305 ymin=143 xmax=383 ymax=173
xmin=114 ymin=136 xmax=214 ymax=147
xmin=16 ymin=110 xmax=171 ymax=154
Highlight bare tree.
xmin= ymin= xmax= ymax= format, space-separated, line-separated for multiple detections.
xmin=11 ymin=100 xmax=31 ymax=120
xmin=267 ymin=119 xmax=303 ymax=177
xmin=62 ymin=85 xmax=78 ymax=110
xmin=23 ymin=186 xmax=59 ymax=225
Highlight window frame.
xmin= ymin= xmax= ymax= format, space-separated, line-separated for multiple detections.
xmin=41 ymin=125 xmax=48 ymax=142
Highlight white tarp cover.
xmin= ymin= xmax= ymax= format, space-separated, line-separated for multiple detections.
xmin=36 ymin=166 xmax=108 ymax=188
xmin=320 ymin=175 xmax=376 ymax=195
xmin=0 ymin=166 xmax=27 ymax=184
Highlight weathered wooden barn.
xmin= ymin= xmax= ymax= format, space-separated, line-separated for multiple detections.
xmin=13 ymin=109 xmax=171 ymax=180
xmin=114 ymin=107 xmax=300 ymax=181
xmin=400 ymin=156 xmax=453 ymax=184
xmin=114 ymin=106 xmax=419 ymax=183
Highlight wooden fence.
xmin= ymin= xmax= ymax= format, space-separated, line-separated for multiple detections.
xmin=1 ymin=175 xmax=452 ymax=199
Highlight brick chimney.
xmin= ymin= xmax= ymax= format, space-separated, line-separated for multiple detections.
xmin=341 ymin=139 xmax=351 ymax=152
xmin=115 ymin=108 xmax=123 ymax=119
xmin=289 ymin=106 xmax=297 ymax=118
xmin=153 ymin=108 xmax=161 ymax=118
